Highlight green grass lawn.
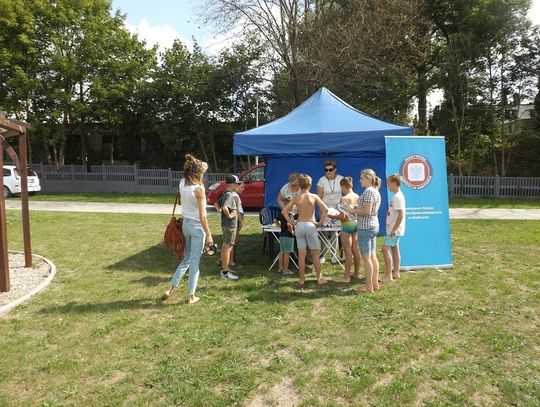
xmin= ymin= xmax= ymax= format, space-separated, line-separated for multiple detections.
xmin=0 ymin=213 xmax=539 ymax=406
xmin=27 ymin=192 xmax=173 ymax=204
xmin=449 ymin=197 xmax=540 ymax=208
xmin=22 ymin=191 xmax=540 ymax=208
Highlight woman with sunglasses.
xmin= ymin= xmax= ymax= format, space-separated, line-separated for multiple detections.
xmin=316 ymin=159 xmax=344 ymax=264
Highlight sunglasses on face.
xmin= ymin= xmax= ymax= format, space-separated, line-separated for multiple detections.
xmin=325 ymin=167 xmax=335 ymax=172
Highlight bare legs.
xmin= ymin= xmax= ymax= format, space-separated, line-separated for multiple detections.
xmin=298 ymin=248 xmax=327 ymax=286
xmin=356 ymin=251 xmax=379 ymax=293
xmin=337 ymin=232 xmax=359 ymax=283
xmin=337 ymin=233 xmax=351 ymax=282
xmin=392 ymin=247 xmax=401 ymax=279
xmin=279 ymin=252 xmax=290 ymax=273
xmin=381 ymin=245 xmax=401 ymax=282
xmin=351 ymin=232 xmax=361 ymax=279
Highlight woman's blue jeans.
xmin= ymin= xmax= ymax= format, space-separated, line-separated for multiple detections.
xmin=170 ymin=218 xmax=206 ymax=295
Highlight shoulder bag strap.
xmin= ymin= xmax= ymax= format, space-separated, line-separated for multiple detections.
xmin=172 ymin=191 xmax=180 ymax=216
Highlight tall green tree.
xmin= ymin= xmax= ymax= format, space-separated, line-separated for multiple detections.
xmin=426 ymin=0 xmax=534 ymax=176
xmin=0 ymin=0 xmax=155 ymax=164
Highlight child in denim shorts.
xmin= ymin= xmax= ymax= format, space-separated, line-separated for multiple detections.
xmin=381 ymin=174 xmax=406 ymax=282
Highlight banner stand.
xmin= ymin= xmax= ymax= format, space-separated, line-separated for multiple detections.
xmin=385 ymin=136 xmax=453 ymax=269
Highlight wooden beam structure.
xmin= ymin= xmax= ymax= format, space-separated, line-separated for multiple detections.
xmin=0 ymin=115 xmax=33 ymax=292
xmin=0 ymin=143 xmax=9 ymax=292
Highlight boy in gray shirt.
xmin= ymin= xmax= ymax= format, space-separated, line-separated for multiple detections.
xmin=220 ymin=175 xmax=241 ymax=280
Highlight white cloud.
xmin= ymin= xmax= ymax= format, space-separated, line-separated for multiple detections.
xmin=124 ymin=18 xmax=192 ymax=53
xmin=529 ymin=0 xmax=540 ymax=25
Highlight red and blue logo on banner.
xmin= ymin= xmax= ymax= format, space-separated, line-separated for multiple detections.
xmin=400 ymin=154 xmax=433 ymax=190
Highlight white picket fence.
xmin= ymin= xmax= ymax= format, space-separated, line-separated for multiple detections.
xmin=28 ymin=164 xmax=540 ymax=198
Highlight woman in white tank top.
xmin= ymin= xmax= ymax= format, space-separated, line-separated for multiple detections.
xmin=162 ymin=154 xmax=213 ymax=304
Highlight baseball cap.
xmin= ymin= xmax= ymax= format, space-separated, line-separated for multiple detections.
xmin=225 ymin=174 xmax=242 ymax=184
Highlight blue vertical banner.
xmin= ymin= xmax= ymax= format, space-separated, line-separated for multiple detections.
xmin=385 ymin=136 xmax=453 ymax=269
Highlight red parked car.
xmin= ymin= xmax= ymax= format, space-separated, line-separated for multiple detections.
xmin=206 ymin=163 xmax=265 ymax=208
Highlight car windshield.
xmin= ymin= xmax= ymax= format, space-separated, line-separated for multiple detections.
xmin=14 ymin=168 xmax=38 ymax=177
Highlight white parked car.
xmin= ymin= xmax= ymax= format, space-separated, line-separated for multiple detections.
xmin=3 ymin=165 xmax=41 ymax=198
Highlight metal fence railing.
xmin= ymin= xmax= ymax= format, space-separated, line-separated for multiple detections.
xmin=29 ymin=164 xmax=235 ymax=194
xmin=448 ymin=175 xmax=540 ymax=198
xmin=26 ymin=164 xmax=540 ymax=198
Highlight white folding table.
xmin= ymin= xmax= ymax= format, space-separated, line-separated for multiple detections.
xmin=262 ymin=224 xmax=343 ymax=271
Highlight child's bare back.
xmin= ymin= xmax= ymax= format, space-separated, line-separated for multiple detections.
xmin=341 ymin=191 xmax=359 ymax=207
xmin=294 ymin=191 xmax=319 ymax=222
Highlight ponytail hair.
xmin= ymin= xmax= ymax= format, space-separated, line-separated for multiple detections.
xmin=340 ymin=176 xmax=353 ymax=189
xmin=183 ymin=154 xmax=208 ymax=185
xmin=360 ymin=168 xmax=379 ymax=188
xmin=374 ymin=176 xmax=381 ymax=190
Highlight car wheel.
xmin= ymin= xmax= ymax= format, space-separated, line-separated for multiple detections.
xmin=3 ymin=186 xmax=12 ymax=198
xmin=29 ymin=192 xmax=36 ymax=196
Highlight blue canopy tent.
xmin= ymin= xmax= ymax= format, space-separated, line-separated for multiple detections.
xmin=233 ymin=87 xmax=413 ymax=234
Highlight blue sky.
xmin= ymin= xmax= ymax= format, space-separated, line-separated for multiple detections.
xmin=111 ymin=0 xmax=222 ymax=52
xmin=111 ymin=0 xmax=540 ymax=54
xmin=111 ymin=0 xmax=540 ymax=109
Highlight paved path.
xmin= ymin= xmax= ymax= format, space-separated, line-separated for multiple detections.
xmin=4 ymin=200 xmax=540 ymax=219
xmin=449 ymin=208 xmax=540 ymax=220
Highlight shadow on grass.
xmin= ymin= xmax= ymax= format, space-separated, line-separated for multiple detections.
xmin=216 ymin=274 xmax=361 ymax=304
xmin=38 ymin=297 xmax=178 ymax=314
xmin=106 ymin=233 xmax=269 ymax=278
xmin=102 ymin=231 xmax=357 ymax=304
xmin=106 ymin=243 xmax=178 ymax=274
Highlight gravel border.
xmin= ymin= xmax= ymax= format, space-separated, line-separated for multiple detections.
xmin=0 ymin=252 xmax=57 ymax=314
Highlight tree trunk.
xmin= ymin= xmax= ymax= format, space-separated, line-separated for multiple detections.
xmin=195 ymin=129 xmax=210 ymax=169
xmin=58 ymin=136 xmax=66 ymax=165
xmin=487 ymin=52 xmax=499 ymax=176
xmin=449 ymin=95 xmax=463 ymax=176
xmin=81 ymin=132 xmax=87 ymax=166
xmin=417 ymin=64 xmax=428 ymax=134
xmin=110 ymin=129 xmax=117 ymax=164
xmin=500 ymin=50 xmax=506 ymax=177
xmin=41 ymin=130 xmax=51 ymax=165
xmin=79 ymin=83 xmax=86 ymax=166
xmin=26 ymin=132 xmax=32 ymax=164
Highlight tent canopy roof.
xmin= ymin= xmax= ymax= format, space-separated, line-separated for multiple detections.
xmin=233 ymin=87 xmax=413 ymax=156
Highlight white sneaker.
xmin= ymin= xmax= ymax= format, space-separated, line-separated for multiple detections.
xmin=330 ymin=257 xmax=339 ymax=265
xmin=319 ymin=257 xmax=326 ymax=264
xmin=221 ymin=271 xmax=239 ymax=280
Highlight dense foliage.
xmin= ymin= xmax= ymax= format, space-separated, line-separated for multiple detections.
xmin=0 ymin=0 xmax=538 ymax=174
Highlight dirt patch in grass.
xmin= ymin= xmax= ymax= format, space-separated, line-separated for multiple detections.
xmin=103 ymin=369 xmax=127 ymax=386
xmin=247 ymin=377 xmax=301 ymax=407
xmin=415 ymin=379 xmax=439 ymax=405
xmin=471 ymin=384 xmax=502 ymax=406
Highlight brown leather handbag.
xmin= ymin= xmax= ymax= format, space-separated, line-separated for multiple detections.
xmin=163 ymin=192 xmax=184 ymax=259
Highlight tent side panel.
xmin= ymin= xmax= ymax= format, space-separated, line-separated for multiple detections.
xmin=264 ymin=156 xmax=388 ymax=235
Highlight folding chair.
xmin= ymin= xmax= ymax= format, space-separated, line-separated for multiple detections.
xmin=259 ymin=206 xmax=282 ymax=259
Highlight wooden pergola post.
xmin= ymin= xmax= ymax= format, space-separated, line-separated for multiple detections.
xmin=0 ymin=114 xmax=32 ymax=291
xmin=0 ymin=132 xmax=9 ymax=292
xmin=19 ymin=131 xmax=32 ymax=267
